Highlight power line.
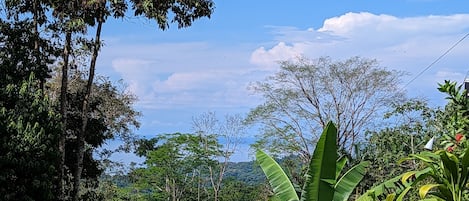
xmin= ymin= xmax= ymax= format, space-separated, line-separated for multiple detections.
xmin=404 ymin=32 xmax=469 ymax=88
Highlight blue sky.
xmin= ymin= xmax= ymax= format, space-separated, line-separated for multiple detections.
xmin=97 ymin=0 xmax=469 ymax=162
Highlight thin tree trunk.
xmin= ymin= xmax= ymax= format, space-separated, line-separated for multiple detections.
xmin=71 ymin=4 xmax=104 ymax=201
xmin=32 ymin=0 xmax=44 ymax=91
xmin=59 ymin=31 xmax=72 ymax=201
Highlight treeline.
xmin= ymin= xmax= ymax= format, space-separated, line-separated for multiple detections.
xmin=0 ymin=0 xmax=214 ymax=200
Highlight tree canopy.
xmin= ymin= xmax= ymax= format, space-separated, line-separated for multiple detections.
xmin=247 ymin=56 xmax=405 ymax=161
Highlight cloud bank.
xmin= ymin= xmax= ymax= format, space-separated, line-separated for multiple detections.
xmin=105 ymin=12 xmax=469 ymax=112
xmin=251 ymin=12 xmax=469 ymax=101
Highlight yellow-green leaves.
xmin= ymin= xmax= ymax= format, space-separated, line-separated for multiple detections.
xmin=419 ymin=184 xmax=441 ymax=199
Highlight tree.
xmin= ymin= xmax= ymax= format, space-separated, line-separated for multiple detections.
xmin=356 ymin=80 xmax=469 ymax=201
xmin=436 ymin=80 xmax=469 ymax=152
xmin=49 ymin=72 xmax=141 ymax=200
xmin=0 ymin=20 xmax=61 ymax=200
xmin=192 ymin=112 xmax=247 ymax=201
xmin=218 ymin=178 xmax=269 ymax=201
xmin=3 ymin=0 xmax=215 ymax=199
xmin=247 ymin=56 xmax=405 ymax=162
xmin=357 ymin=99 xmax=438 ymax=195
xmin=0 ymin=75 xmax=62 ymax=200
xmin=134 ymin=133 xmax=222 ymax=201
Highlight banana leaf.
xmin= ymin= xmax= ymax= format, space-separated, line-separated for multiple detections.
xmin=333 ymin=161 xmax=370 ymax=201
xmin=300 ymin=121 xmax=337 ymax=201
xmin=256 ymin=149 xmax=300 ymax=201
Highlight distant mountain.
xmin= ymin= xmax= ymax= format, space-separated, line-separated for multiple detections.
xmin=224 ymin=161 xmax=265 ymax=185
xmin=224 ymin=154 xmax=304 ymax=185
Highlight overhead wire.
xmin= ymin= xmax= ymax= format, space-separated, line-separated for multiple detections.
xmin=403 ymin=32 xmax=469 ymax=88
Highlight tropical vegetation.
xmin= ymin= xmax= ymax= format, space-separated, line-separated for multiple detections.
xmin=1 ymin=0 xmax=469 ymax=200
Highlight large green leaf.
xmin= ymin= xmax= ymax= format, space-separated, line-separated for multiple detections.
xmin=439 ymin=151 xmax=458 ymax=184
xmin=460 ymin=146 xmax=469 ymax=187
xmin=356 ymin=173 xmax=404 ymax=201
xmin=336 ymin=157 xmax=347 ymax=180
xmin=333 ymin=161 xmax=370 ymax=201
xmin=300 ymin=121 xmax=337 ymax=201
xmin=256 ymin=149 xmax=300 ymax=201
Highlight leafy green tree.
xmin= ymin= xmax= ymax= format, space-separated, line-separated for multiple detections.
xmin=133 ymin=133 xmax=222 ymax=201
xmin=436 ymin=80 xmax=469 ymax=152
xmin=218 ymin=178 xmax=269 ymax=201
xmin=58 ymin=73 xmax=141 ymax=200
xmin=0 ymin=18 xmax=61 ymax=200
xmin=3 ymin=1 xmax=215 ymax=199
xmin=247 ymin=56 xmax=405 ymax=163
xmin=357 ymin=99 xmax=438 ymax=195
xmin=0 ymin=75 xmax=61 ymax=200
xmin=357 ymin=80 xmax=469 ymax=201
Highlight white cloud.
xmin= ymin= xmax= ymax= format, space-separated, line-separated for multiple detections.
xmin=319 ymin=12 xmax=469 ymax=38
xmin=105 ymin=12 xmax=469 ymax=112
xmin=250 ymin=42 xmax=305 ymax=70
xmin=249 ymin=12 xmax=469 ymax=95
xmin=435 ymin=70 xmax=465 ymax=82
xmin=101 ymin=40 xmax=262 ymax=110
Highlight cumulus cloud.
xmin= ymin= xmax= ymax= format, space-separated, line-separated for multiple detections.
xmin=250 ymin=42 xmax=305 ymax=70
xmin=249 ymin=12 xmax=469 ymax=94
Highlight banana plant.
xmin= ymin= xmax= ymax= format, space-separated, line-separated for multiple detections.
xmin=256 ymin=121 xmax=370 ymax=201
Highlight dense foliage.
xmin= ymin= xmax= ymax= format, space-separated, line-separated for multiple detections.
xmin=0 ymin=19 xmax=61 ymax=200
xmin=1 ymin=0 xmax=214 ymax=200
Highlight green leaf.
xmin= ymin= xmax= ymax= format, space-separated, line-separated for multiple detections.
xmin=300 ymin=121 xmax=337 ymax=201
xmin=402 ymin=152 xmax=436 ymax=164
xmin=336 ymin=157 xmax=347 ymax=180
xmin=395 ymin=186 xmax=412 ymax=201
xmin=256 ymin=149 xmax=299 ymax=201
xmin=401 ymin=171 xmax=418 ymax=184
xmin=460 ymin=147 xmax=469 ymax=186
xmin=357 ymin=168 xmax=430 ymax=201
xmin=385 ymin=193 xmax=396 ymax=201
xmin=439 ymin=151 xmax=459 ymax=184
xmin=419 ymin=198 xmax=445 ymax=201
xmin=333 ymin=161 xmax=370 ymax=201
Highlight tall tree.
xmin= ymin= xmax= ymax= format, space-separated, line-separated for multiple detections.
xmin=48 ymin=71 xmax=141 ymax=200
xmin=0 ymin=20 xmax=61 ymax=200
xmin=247 ymin=56 xmax=405 ymax=162
xmin=192 ymin=112 xmax=247 ymax=201
xmin=3 ymin=0 xmax=215 ymax=200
